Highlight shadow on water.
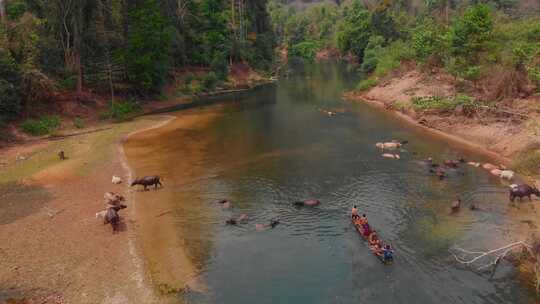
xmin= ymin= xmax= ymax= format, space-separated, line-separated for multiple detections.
xmin=128 ymin=60 xmax=537 ymax=303
xmin=0 ymin=182 xmax=51 ymax=225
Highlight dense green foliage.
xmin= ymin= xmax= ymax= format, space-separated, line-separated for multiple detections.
xmin=270 ymin=0 xmax=540 ymax=100
xmin=100 ymin=100 xmax=141 ymax=121
xmin=21 ymin=115 xmax=60 ymax=135
xmin=0 ymin=0 xmax=275 ymax=125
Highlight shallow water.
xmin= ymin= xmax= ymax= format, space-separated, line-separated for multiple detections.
xmin=128 ymin=61 xmax=537 ymax=303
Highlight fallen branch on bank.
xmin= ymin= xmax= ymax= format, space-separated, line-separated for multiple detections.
xmin=450 ymin=241 xmax=535 ymax=280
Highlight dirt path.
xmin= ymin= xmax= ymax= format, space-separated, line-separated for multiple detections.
xmin=0 ymin=116 xmax=171 ymax=304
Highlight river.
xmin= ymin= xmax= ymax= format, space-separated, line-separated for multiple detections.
xmin=125 ymin=61 xmax=537 ymax=303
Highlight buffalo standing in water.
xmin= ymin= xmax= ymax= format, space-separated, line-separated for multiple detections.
xmin=131 ymin=176 xmax=163 ymax=191
xmin=509 ymin=184 xmax=540 ymax=202
xmin=293 ymin=199 xmax=321 ymax=207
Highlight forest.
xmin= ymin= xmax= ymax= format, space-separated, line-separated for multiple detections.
xmin=0 ymin=0 xmax=274 ymax=132
xmin=1 ymin=0 xmax=540 ymax=136
xmin=270 ymin=0 xmax=540 ymax=100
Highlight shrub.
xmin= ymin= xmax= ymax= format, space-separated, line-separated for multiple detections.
xmin=356 ymin=78 xmax=378 ymax=91
xmin=289 ymin=41 xmax=319 ymax=61
xmin=373 ymin=40 xmax=415 ymax=77
xmin=21 ymin=115 xmax=61 ymax=136
xmin=512 ymin=148 xmax=540 ymax=176
xmin=411 ymin=95 xmax=476 ymax=112
xmin=201 ymin=72 xmax=219 ymax=91
xmin=361 ymin=36 xmax=384 ymax=73
xmin=6 ymin=1 xmax=27 ymax=20
xmin=73 ymin=117 xmax=85 ymax=129
xmin=100 ymin=100 xmax=141 ymax=121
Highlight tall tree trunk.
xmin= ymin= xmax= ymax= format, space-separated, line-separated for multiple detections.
xmin=73 ymin=1 xmax=83 ymax=94
xmin=0 ymin=0 xmax=6 ymax=22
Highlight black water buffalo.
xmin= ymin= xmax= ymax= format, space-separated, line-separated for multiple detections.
xmin=105 ymin=208 xmax=120 ymax=232
xmin=509 ymin=184 xmax=540 ymax=202
xmin=293 ymin=199 xmax=320 ymax=207
xmin=131 ymin=176 xmax=163 ymax=191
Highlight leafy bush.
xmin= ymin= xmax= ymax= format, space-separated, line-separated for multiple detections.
xmin=21 ymin=115 xmax=60 ymax=136
xmin=373 ymin=40 xmax=415 ymax=77
xmin=361 ymin=36 xmax=384 ymax=73
xmin=289 ymin=41 xmax=319 ymax=61
xmin=100 ymin=100 xmax=141 ymax=121
xmin=411 ymin=95 xmax=476 ymax=112
xmin=73 ymin=117 xmax=85 ymax=129
xmin=356 ymin=78 xmax=378 ymax=91
xmin=201 ymin=72 xmax=219 ymax=91
xmin=6 ymin=1 xmax=27 ymax=20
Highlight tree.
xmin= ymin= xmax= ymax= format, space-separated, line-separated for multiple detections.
xmin=0 ymin=48 xmax=22 ymax=120
xmin=447 ymin=4 xmax=493 ymax=62
xmin=124 ymin=0 xmax=173 ymax=93
xmin=336 ymin=0 xmax=372 ymax=59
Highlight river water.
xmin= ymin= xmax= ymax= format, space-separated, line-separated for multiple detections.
xmin=126 ymin=61 xmax=537 ymax=303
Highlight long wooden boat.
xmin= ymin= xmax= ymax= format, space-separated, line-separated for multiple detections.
xmin=351 ymin=218 xmax=393 ymax=265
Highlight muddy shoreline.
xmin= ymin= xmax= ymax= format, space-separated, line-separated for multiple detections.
xmin=343 ymin=93 xmax=513 ymax=166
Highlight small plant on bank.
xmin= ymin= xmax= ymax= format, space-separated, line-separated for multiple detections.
xmin=73 ymin=117 xmax=85 ymax=129
xmin=392 ymin=100 xmax=409 ymax=111
xmin=21 ymin=115 xmax=61 ymax=136
xmin=356 ymin=78 xmax=378 ymax=91
xmin=512 ymin=147 xmax=540 ymax=176
xmin=100 ymin=99 xmax=141 ymax=121
xmin=411 ymin=95 xmax=476 ymax=112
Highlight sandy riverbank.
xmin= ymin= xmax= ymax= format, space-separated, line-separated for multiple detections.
xmin=344 ymin=70 xmax=540 ymax=177
xmin=0 ymin=115 xmax=174 ymax=304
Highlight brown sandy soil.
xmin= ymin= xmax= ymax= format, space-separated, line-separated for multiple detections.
xmin=0 ymin=116 xmax=173 ymax=304
xmin=123 ymin=108 xmax=223 ymax=298
xmin=344 ymin=70 xmax=540 ymax=162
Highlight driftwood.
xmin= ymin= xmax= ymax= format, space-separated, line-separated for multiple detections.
xmin=450 ymin=241 xmax=535 ymax=281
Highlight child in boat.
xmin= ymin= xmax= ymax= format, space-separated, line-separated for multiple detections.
xmin=362 ymin=222 xmax=371 ymax=237
xmin=382 ymin=245 xmax=393 ymax=262
xmin=359 ymin=214 xmax=367 ymax=225
xmin=351 ymin=205 xmax=359 ymax=219
xmin=368 ymin=231 xmax=380 ymax=247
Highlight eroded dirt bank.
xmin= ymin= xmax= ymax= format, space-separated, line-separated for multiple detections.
xmin=344 ymin=70 xmax=540 ymax=174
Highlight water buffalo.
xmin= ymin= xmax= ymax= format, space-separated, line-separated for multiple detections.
xmin=444 ymin=160 xmax=459 ymax=168
xmin=293 ymin=199 xmax=320 ymax=207
xmin=451 ymin=198 xmax=461 ymax=212
xmin=509 ymin=184 xmax=540 ymax=202
xmin=500 ymin=170 xmax=515 ymax=180
xmin=226 ymin=218 xmax=237 ymax=225
xmin=105 ymin=208 xmax=120 ymax=233
xmin=131 ymin=176 xmax=163 ymax=191
xmin=217 ymin=199 xmax=232 ymax=208
xmin=429 ymin=167 xmax=446 ymax=180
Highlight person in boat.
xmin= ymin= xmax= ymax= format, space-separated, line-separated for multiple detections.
xmin=368 ymin=231 xmax=381 ymax=247
xmin=351 ymin=205 xmax=359 ymax=219
xmin=359 ymin=214 xmax=367 ymax=225
xmin=382 ymin=245 xmax=393 ymax=262
xmin=362 ymin=221 xmax=371 ymax=237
